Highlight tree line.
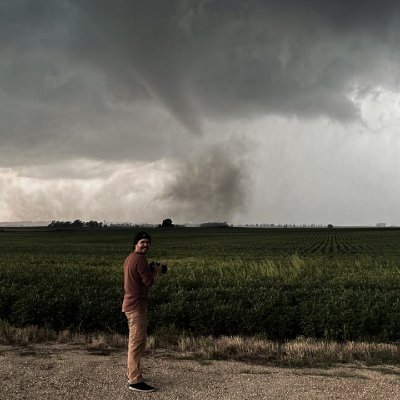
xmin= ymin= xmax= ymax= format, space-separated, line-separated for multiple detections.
xmin=48 ymin=220 xmax=105 ymax=228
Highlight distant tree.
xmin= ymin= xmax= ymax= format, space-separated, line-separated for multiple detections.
xmin=71 ymin=219 xmax=83 ymax=227
xmin=161 ymin=218 xmax=174 ymax=227
xmin=86 ymin=220 xmax=100 ymax=228
xmin=48 ymin=220 xmax=68 ymax=227
xmin=48 ymin=219 xmax=105 ymax=228
xmin=327 ymin=224 xmax=334 ymax=229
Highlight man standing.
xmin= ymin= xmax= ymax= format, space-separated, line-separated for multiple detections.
xmin=122 ymin=231 xmax=162 ymax=392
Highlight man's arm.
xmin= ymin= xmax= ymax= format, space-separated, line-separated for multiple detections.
xmin=137 ymin=257 xmax=156 ymax=288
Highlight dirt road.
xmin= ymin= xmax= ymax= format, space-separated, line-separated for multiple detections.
xmin=1 ymin=344 xmax=400 ymax=400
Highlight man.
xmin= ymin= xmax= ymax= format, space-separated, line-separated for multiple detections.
xmin=122 ymin=231 xmax=162 ymax=392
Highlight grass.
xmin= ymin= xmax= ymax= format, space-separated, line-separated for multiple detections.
xmin=1 ymin=320 xmax=400 ymax=367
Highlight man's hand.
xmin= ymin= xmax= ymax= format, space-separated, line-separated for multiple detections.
xmin=152 ymin=263 xmax=162 ymax=282
xmin=149 ymin=261 xmax=164 ymax=278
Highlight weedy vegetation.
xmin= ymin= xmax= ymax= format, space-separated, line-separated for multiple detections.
xmin=1 ymin=226 xmax=400 ymax=364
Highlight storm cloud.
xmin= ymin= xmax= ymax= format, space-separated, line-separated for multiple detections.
xmin=74 ymin=0 xmax=400 ymax=122
xmin=1 ymin=1 xmax=400 ymax=224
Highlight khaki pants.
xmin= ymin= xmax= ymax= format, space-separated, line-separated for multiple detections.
xmin=125 ymin=308 xmax=148 ymax=384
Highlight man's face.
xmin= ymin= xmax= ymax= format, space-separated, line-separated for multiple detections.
xmin=135 ymin=239 xmax=150 ymax=254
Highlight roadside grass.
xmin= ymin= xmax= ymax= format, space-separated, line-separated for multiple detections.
xmin=1 ymin=320 xmax=399 ymax=367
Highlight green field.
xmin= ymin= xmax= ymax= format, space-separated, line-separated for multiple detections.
xmin=1 ymin=227 xmax=400 ymax=341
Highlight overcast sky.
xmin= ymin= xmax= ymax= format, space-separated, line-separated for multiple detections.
xmin=1 ymin=0 xmax=400 ymax=226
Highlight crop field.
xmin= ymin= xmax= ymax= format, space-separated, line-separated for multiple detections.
xmin=1 ymin=227 xmax=400 ymax=342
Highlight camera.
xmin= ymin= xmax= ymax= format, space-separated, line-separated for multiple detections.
xmin=149 ymin=261 xmax=168 ymax=274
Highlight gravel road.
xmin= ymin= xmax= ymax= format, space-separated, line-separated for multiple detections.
xmin=1 ymin=344 xmax=400 ymax=400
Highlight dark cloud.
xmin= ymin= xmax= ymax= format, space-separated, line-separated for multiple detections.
xmin=72 ymin=0 xmax=400 ymax=126
xmin=1 ymin=0 xmax=400 ymax=165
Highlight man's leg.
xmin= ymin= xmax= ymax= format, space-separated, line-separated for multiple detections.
xmin=125 ymin=308 xmax=148 ymax=384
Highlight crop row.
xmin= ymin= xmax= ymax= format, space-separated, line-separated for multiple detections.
xmin=270 ymin=230 xmax=400 ymax=256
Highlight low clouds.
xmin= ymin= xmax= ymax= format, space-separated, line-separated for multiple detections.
xmin=0 ymin=146 xmax=248 ymax=223
xmin=0 ymin=160 xmax=172 ymax=222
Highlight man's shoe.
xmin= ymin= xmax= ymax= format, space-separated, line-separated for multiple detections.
xmin=128 ymin=382 xmax=155 ymax=392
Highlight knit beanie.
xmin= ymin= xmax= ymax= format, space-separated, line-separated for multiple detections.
xmin=133 ymin=231 xmax=152 ymax=245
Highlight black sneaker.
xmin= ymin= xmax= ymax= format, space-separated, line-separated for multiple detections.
xmin=128 ymin=382 xmax=155 ymax=392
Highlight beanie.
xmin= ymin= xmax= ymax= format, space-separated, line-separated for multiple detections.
xmin=133 ymin=231 xmax=152 ymax=245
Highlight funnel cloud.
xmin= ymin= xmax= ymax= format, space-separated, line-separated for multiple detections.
xmin=160 ymin=146 xmax=248 ymax=222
